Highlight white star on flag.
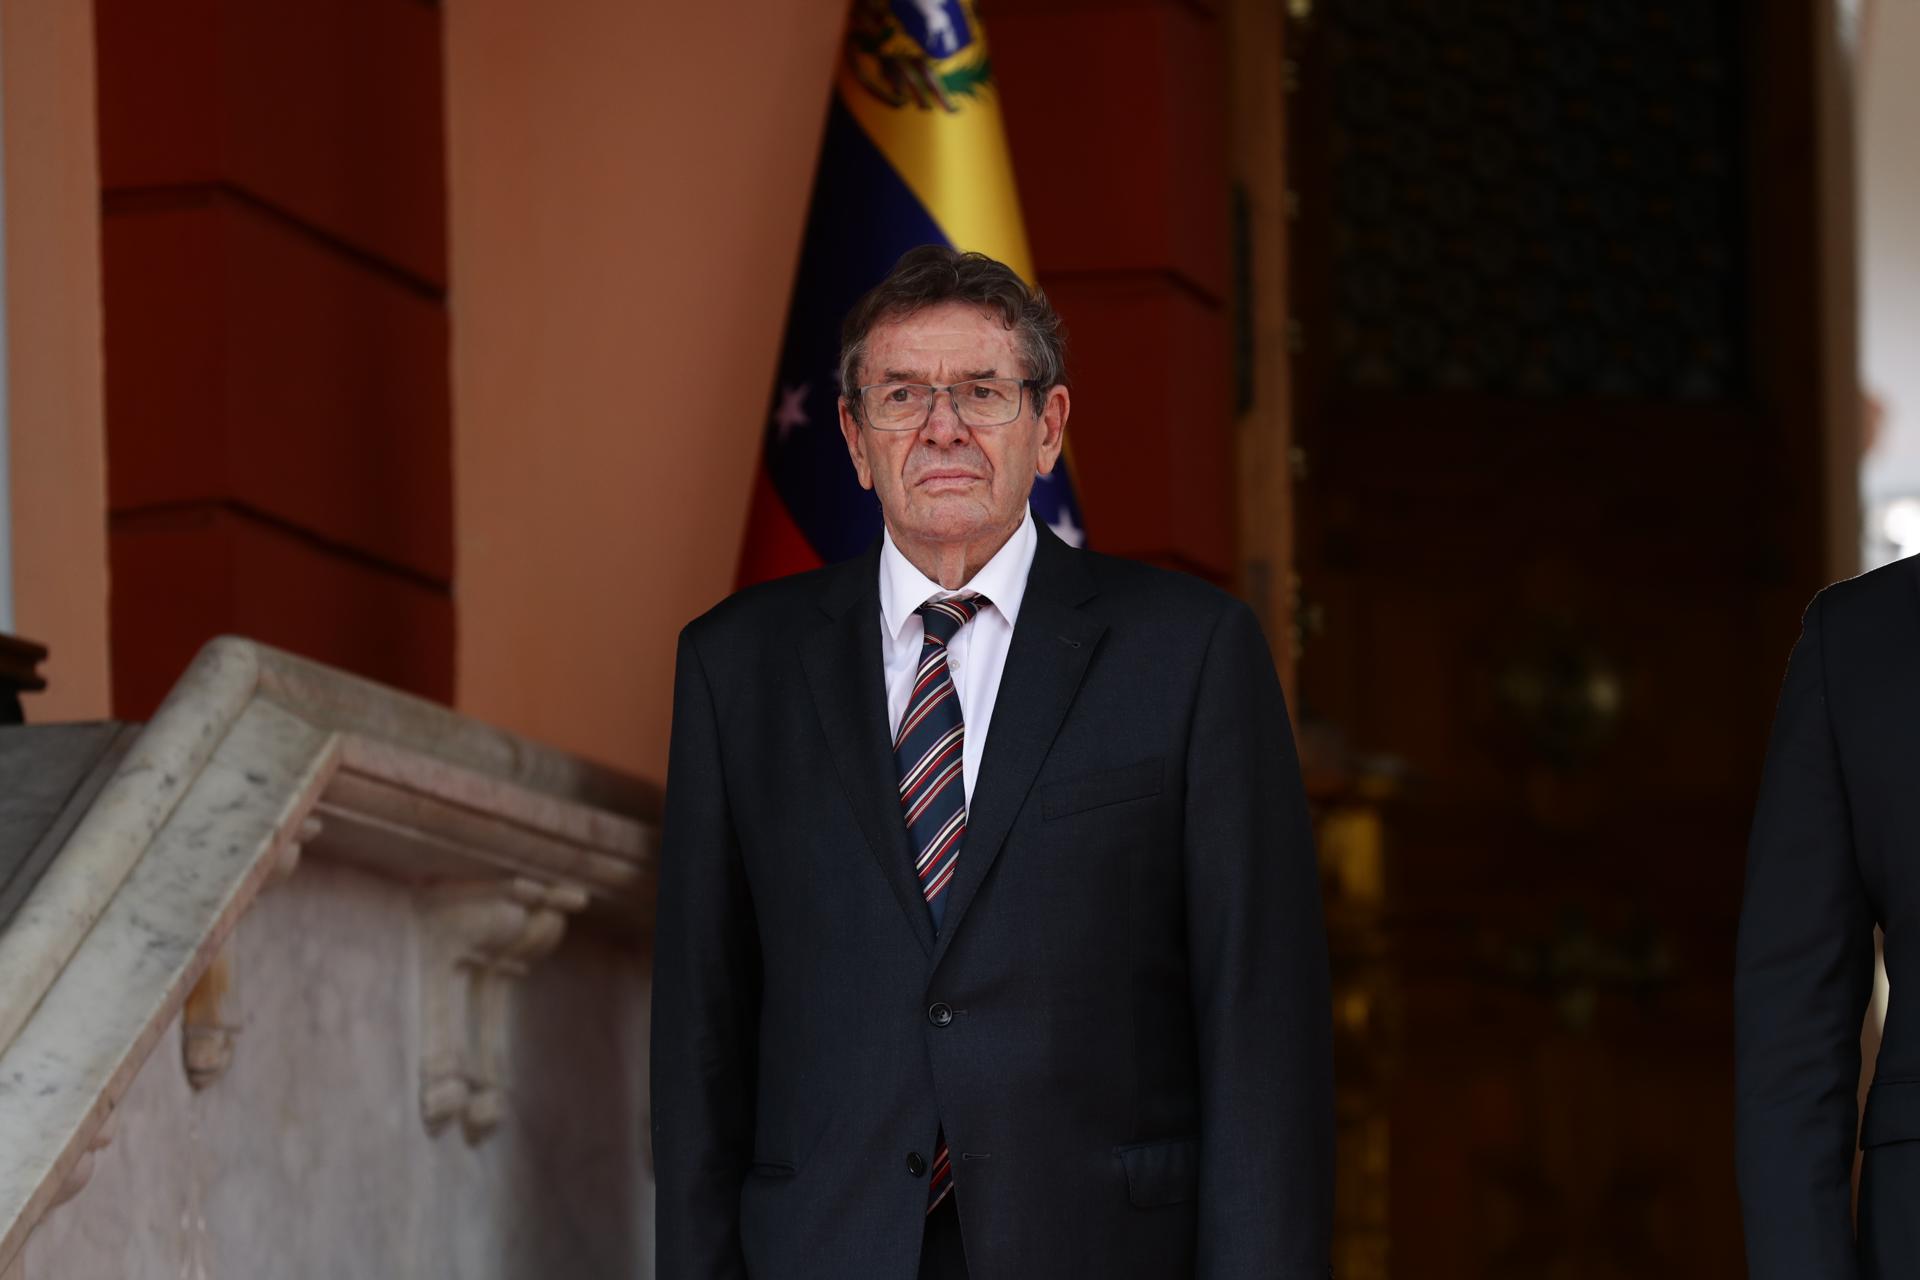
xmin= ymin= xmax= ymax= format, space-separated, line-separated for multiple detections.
xmin=773 ymin=384 xmax=810 ymax=441
xmin=1048 ymin=507 xmax=1084 ymax=548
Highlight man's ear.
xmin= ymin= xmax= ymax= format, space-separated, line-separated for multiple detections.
xmin=1033 ymin=385 xmax=1070 ymax=477
xmin=839 ymin=397 xmax=874 ymax=491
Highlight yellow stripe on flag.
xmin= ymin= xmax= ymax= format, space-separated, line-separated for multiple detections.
xmin=835 ymin=2 xmax=1034 ymax=282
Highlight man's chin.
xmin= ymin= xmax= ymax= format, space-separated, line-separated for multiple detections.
xmin=892 ymin=505 xmax=1001 ymax=547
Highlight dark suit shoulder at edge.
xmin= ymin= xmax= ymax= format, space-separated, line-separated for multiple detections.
xmin=1812 ymin=554 xmax=1920 ymax=630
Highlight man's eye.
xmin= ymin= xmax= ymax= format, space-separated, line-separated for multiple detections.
xmin=886 ymin=387 xmax=913 ymax=402
xmin=969 ymin=384 xmax=995 ymax=398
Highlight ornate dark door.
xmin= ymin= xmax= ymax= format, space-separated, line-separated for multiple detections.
xmin=1286 ymin=2 xmax=1853 ymax=1274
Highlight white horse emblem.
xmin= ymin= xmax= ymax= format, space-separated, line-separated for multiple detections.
xmin=908 ymin=0 xmax=960 ymax=55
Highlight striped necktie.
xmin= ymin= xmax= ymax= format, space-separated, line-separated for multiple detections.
xmin=895 ymin=593 xmax=985 ymax=931
xmin=893 ymin=592 xmax=986 ymax=1215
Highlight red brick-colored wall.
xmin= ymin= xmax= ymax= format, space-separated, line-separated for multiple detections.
xmin=992 ymin=0 xmax=1234 ymax=580
xmin=95 ymin=0 xmax=451 ymax=717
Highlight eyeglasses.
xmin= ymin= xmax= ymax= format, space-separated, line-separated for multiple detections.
xmin=856 ymin=378 xmax=1040 ymax=431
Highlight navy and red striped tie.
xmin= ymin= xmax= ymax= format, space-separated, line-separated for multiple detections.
xmin=894 ymin=592 xmax=986 ymax=1214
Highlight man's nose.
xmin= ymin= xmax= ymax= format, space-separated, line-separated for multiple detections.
xmin=920 ymin=389 xmax=972 ymax=444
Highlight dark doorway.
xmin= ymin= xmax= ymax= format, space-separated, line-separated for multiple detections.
xmin=1286 ymin=2 xmax=1856 ymax=1273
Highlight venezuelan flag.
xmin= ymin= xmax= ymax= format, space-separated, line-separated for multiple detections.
xmin=737 ymin=0 xmax=1088 ymax=586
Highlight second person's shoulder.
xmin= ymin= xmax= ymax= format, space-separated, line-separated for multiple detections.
xmin=1816 ymin=553 xmax=1920 ymax=630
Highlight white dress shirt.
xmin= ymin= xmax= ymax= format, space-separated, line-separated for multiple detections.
xmin=879 ymin=514 xmax=1037 ymax=805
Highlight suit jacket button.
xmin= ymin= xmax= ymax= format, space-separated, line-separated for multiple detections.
xmin=928 ymin=1002 xmax=954 ymax=1027
xmin=907 ymin=1152 xmax=927 ymax=1177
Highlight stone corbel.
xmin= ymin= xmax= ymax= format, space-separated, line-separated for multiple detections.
xmin=180 ymin=950 xmax=234 ymax=1090
xmin=0 ymin=1104 xmax=118 ymax=1280
xmin=419 ymin=877 xmax=588 ymax=1143
xmin=179 ymin=816 xmax=320 ymax=1090
xmin=48 ymin=1104 xmax=116 ymax=1213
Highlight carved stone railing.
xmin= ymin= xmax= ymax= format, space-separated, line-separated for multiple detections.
xmin=0 ymin=638 xmax=659 ymax=1277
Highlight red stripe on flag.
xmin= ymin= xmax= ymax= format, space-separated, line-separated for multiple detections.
xmin=736 ymin=463 xmax=824 ymax=588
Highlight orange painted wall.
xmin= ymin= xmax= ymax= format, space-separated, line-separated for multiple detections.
xmin=446 ymin=0 xmax=848 ymax=782
xmin=3 ymin=0 xmax=112 ymax=721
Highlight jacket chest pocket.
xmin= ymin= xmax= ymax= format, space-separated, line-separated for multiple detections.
xmin=1040 ymin=758 xmax=1164 ymax=821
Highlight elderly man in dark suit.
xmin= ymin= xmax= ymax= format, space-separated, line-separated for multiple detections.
xmin=1737 ymin=558 xmax=1920 ymax=1278
xmin=651 ymin=245 xmax=1334 ymax=1279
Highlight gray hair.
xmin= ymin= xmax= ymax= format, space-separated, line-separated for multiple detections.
xmin=838 ymin=245 xmax=1068 ymax=422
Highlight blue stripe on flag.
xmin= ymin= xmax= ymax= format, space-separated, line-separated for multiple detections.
xmin=765 ymin=97 xmax=947 ymax=565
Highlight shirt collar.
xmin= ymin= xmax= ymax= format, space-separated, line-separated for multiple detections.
xmin=879 ymin=512 xmax=1037 ymax=643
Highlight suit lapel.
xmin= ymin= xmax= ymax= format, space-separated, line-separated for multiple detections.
xmin=800 ymin=542 xmax=937 ymax=957
xmin=931 ymin=521 xmax=1105 ymax=972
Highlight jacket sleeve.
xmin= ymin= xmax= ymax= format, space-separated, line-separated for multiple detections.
xmin=1734 ymin=590 xmax=1877 ymax=1279
xmin=1184 ymin=600 xmax=1335 ymax=1278
xmin=652 ymin=628 xmax=761 ymax=1279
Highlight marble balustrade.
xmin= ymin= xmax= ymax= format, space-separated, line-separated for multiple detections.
xmin=0 ymin=638 xmax=660 ymax=1279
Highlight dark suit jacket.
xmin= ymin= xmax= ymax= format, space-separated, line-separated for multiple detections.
xmin=1736 ymin=555 xmax=1920 ymax=1278
xmin=651 ymin=517 xmax=1334 ymax=1279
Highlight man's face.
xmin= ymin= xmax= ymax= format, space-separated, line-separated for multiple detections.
xmin=838 ymin=301 xmax=1068 ymax=556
